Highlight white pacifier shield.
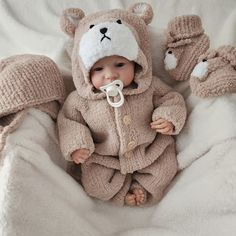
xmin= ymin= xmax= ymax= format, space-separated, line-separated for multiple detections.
xmin=100 ymin=80 xmax=124 ymax=108
xmin=105 ymin=84 xmax=119 ymax=97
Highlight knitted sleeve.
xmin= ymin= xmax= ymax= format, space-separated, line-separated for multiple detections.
xmin=152 ymin=77 xmax=187 ymax=135
xmin=57 ymin=91 xmax=95 ymax=161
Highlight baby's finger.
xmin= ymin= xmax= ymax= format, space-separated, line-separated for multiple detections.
xmin=162 ymin=127 xmax=173 ymax=134
xmin=74 ymin=158 xmax=83 ymax=164
xmin=79 ymin=153 xmax=89 ymax=160
xmin=76 ymin=155 xmax=89 ymax=164
xmin=152 ymin=122 xmax=168 ymax=129
xmin=150 ymin=118 xmax=166 ymax=126
xmin=156 ymin=126 xmax=171 ymax=134
xmin=80 ymin=149 xmax=90 ymax=154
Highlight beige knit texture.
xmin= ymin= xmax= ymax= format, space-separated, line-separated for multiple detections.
xmin=165 ymin=15 xmax=210 ymax=81
xmin=190 ymin=45 xmax=236 ymax=97
xmin=0 ymin=54 xmax=66 ymax=158
xmin=58 ymin=4 xmax=187 ymax=206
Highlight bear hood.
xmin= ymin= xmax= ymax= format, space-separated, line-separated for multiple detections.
xmin=61 ymin=3 xmax=153 ymax=100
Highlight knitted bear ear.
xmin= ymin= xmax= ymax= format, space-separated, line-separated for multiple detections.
xmin=128 ymin=2 xmax=153 ymax=25
xmin=60 ymin=8 xmax=85 ymax=37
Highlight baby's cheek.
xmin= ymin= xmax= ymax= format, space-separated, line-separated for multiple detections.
xmin=191 ymin=61 xmax=208 ymax=80
xmin=164 ymin=51 xmax=177 ymax=70
xmin=91 ymin=75 xmax=103 ymax=89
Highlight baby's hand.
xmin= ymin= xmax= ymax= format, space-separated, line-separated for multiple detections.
xmin=71 ymin=148 xmax=90 ymax=164
xmin=150 ymin=118 xmax=174 ymax=135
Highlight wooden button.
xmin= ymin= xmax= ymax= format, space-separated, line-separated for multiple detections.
xmin=123 ymin=115 xmax=132 ymax=125
xmin=127 ymin=140 xmax=136 ymax=149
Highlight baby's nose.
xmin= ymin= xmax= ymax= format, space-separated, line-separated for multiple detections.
xmin=105 ymin=72 xmax=118 ymax=81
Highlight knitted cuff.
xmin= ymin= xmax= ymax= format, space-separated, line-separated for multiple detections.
xmin=167 ymin=15 xmax=204 ymax=41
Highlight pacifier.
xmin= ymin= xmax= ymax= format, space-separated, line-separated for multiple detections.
xmin=100 ymin=80 xmax=124 ymax=107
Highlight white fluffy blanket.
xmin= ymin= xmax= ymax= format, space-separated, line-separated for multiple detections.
xmin=177 ymin=94 xmax=236 ymax=169
xmin=1 ymin=107 xmax=236 ymax=236
xmin=1 ymin=0 xmax=236 ymax=235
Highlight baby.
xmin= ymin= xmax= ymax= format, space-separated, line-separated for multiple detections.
xmin=58 ymin=3 xmax=187 ymax=206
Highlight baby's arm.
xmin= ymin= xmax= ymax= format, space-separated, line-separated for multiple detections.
xmin=57 ymin=91 xmax=95 ymax=161
xmin=151 ymin=77 xmax=187 ymax=135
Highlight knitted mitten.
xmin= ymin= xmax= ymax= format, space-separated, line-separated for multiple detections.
xmin=190 ymin=45 xmax=236 ymax=97
xmin=164 ymin=15 xmax=210 ymax=81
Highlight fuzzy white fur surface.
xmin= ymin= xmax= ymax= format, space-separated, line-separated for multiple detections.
xmin=1 ymin=0 xmax=236 ymax=235
xmin=79 ymin=21 xmax=138 ymax=70
xmin=177 ymin=94 xmax=236 ymax=169
xmin=2 ymin=106 xmax=236 ymax=236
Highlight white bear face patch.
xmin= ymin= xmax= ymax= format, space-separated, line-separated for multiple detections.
xmin=79 ymin=20 xmax=139 ymax=70
xmin=164 ymin=49 xmax=177 ymax=70
xmin=191 ymin=60 xmax=209 ymax=80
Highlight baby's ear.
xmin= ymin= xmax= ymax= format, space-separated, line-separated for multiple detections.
xmin=60 ymin=8 xmax=85 ymax=37
xmin=128 ymin=2 xmax=153 ymax=25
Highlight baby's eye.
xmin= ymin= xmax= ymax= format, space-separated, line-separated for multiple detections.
xmin=116 ymin=63 xmax=125 ymax=67
xmin=94 ymin=67 xmax=103 ymax=72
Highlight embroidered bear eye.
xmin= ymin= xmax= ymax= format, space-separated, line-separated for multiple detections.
xmin=202 ymin=58 xmax=207 ymax=62
xmin=89 ymin=24 xmax=95 ymax=29
xmin=116 ymin=20 xmax=122 ymax=24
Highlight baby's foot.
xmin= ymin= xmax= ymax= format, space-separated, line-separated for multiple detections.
xmin=133 ymin=188 xmax=147 ymax=206
xmin=125 ymin=193 xmax=136 ymax=206
xmin=125 ymin=188 xmax=147 ymax=206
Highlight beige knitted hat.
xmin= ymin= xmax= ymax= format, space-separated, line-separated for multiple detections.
xmin=164 ymin=15 xmax=210 ymax=81
xmin=190 ymin=45 xmax=236 ymax=97
xmin=0 ymin=54 xmax=66 ymax=156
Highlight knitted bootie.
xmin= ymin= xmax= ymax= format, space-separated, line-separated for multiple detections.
xmin=164 ymin=15 xmax=210 ymax=81
xmin=190 ymin=45 xmax=236 ymax=97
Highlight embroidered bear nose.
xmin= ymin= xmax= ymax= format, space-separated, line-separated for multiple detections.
xmin=100 ymin=27 xmax=108 ymax=34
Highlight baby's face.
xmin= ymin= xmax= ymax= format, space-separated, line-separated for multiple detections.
xmin=90 ymin=55 xmax=135 ymax=89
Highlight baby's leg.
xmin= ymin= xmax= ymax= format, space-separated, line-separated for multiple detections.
xmin=81 ymin=154 xmax=131 ymax=205
xmin=133 ymin=143 xmax=177 ymax=205
xmin=111 ymin=174 xmax=132 ymax=205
